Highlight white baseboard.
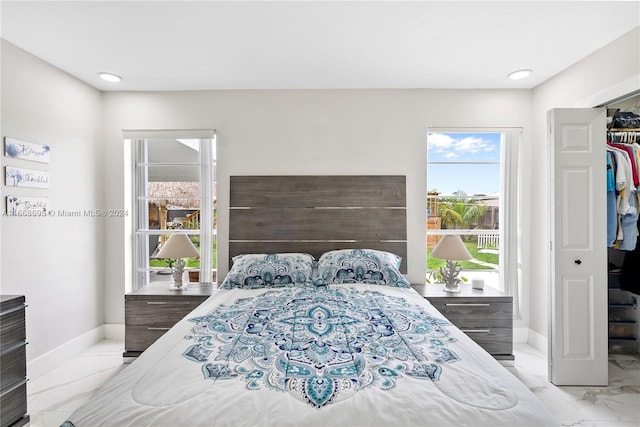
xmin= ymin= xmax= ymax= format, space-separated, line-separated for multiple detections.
xmin=27 ymin=324 xmax=123 ymax=381
xmin=104 ymin=323 xmax=125 ymax=341
xmin=513 ymin=327 xmax=529 ymax=343
xmin=527 ymin=328 xmax=548 ymax=355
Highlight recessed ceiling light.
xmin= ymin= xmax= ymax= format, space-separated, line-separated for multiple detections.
xmin=98 ymin=72 xmax=122 ymax=83
xmin=507 ymin=69 xmax=532 ymax=80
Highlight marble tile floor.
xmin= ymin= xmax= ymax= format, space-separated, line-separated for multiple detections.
xmin=505 ymin=346 xmax=640 ymax=426
xmin=27 ymin=340 xmax=126 ymax=427
xmin=25 ymin=341 xmax=639 ymax=427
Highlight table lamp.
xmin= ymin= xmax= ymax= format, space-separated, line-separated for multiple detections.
xmin=156 ymin=234 xmax=199 ymax=290
xmin=430 ymin=235 xmax=472 ymax=293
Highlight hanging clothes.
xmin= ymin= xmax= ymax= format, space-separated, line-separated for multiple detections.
xmin=620 ymin=219 xmax=640 ymax=295
xmin=606 ymin=128 xmax=640 ymax=251
xmin=607 ymin=151 xmax=617 ymax=246
xmin=608 ymin=141 xmax=639 ymax=186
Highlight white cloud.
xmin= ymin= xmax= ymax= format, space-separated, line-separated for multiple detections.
xmin=428 ymin=133 xmax=497 ymax=157
xmin=454 ymin=137 xmax=483 ymax=153
xmin=427 ymin=133 xmax=455 ymax=150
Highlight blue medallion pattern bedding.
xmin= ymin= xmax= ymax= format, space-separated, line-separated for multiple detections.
xmin=181 ymin=286 xmax=458 ymax=408
xmin=314 ymin=249 xmax=411 ymax=288
xmin=221 ymin=253 xmax=315 ymax=289
xmin=62 ymin=284 xmax=557 ymax=427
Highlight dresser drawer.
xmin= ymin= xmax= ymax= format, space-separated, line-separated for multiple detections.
xmin=0 ymin=380 xmax=27 ymax=427
xmin=456 ymin=327 xmax=513 ymax=355
xmin=125 ymin=297 xmax=207 ymax=327
xmin=0 ymin=343 xmax=27 ymax=391
xmin=0 ymin=306 xmax=26 ymax=348
xmin=430 ymin=301 xmax=512 ymax=328
xmin=125 ymin=326 xmax=172 ymax=351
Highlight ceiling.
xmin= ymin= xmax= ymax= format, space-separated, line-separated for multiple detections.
xmin=1 ymin=1 xmax=639 ymax=92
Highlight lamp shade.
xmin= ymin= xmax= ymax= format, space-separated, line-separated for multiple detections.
xmin=156 ymin=234 xmax=199 ymax=259
xmin=430 ymin=235 xmax=472 ymax=261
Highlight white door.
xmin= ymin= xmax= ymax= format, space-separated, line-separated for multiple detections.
xmin=549 ymin=108 xmax=608 ymax=386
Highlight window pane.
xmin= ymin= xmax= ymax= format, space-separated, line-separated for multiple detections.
xmin=427 ymin=163 xmax=499 ymax=197
xmin=427 ymin=132 xmax=501 ymax=163
xmin=147 ymin=138 xmax=199 ymax=164
xmin=147 ymin=164 xmax=200 ymax=182
xmin=139 ymin=233 xmax=201 ymax=284
xmin=143 ymin=194 xmax=201 ymax=231
xmin=427 ymin=192 xmax=500 ymax=231
xmin=426 ymin=233 xmax=500 ymax=289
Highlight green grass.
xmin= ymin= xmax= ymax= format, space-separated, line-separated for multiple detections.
xmin=149 ymin=239 xmax=217 ymax=268
xmin=149 ymin=258 xmax=201 ymax=267
xmin=427 ymin=240 xmax=498 ymax=270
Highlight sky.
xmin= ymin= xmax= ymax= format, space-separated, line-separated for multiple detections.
xmin=427 ymin=132 xmax=501 ymax=196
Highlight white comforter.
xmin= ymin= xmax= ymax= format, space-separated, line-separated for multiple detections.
xmin=64 ymin=284 xmax=556 ymax=426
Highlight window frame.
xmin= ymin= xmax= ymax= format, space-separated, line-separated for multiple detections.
xmin=426 ymin=128 xmax=521 ymax=316
xmin=127 ymin=130 xmax=216 ymax=290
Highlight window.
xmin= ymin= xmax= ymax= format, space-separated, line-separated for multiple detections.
xmin=128 ymin=131 xmax=216 ymax=289
xmin=426 ymin=130 xmax=520 ymax=312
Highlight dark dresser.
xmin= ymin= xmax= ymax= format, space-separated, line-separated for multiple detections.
xmin=0 ymin=295 xmax=29 ymax=427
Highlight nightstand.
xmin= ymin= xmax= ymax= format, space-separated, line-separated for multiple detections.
xmin=124 ymin=284 xmax=215 ymax=359
xmin=413 ymin=283 xmax=514 ymax=360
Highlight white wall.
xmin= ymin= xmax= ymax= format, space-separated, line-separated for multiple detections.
xmin=528 ymin=27 xmax=640 ymax=346
xmin=102 ymin=89 xmax=533 ymax=324
xmin=0 ymin=40 xmax=105 ymax=367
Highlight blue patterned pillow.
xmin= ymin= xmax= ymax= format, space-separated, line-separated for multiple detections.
xmin=221 ymin=253 xmax=315 ymax=289
xmin=313 ymin=249 xmax=410 ymax=288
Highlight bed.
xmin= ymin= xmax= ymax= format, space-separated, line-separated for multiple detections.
xmin=62 ymin=176 xmax=556 ymax=426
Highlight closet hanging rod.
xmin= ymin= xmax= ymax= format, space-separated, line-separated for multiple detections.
xmin=607 ymin=130 xmax=640 ymax=136
xmin=607 ymin=129 xmax=640 ymax=143
xmin=608 ymin=128 xmax=640 ymax=132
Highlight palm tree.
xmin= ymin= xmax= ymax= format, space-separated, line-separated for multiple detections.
xmin=437 ymin=191 xmax=488 ymax=231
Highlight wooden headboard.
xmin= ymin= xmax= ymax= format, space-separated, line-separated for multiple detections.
xmin=229 ymin=175 xmax=407 ymax=273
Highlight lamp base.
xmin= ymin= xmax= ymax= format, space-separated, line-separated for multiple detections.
xmin=169 ymin=260 xmax=187 ymax=291
xmin=440 ymin=260 xmax=463 ymax=293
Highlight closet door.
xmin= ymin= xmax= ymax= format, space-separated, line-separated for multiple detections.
xmin=549 ymin=108 xmax=608 ymax=385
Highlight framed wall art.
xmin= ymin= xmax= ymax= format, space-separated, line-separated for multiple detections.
xmin=6 ymin=196 xmax=50 ymax=216
xmin=5 ymin=166 xmax=50 ymax=188
xmin=4 ymin=137 xmax=50 ymax=163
